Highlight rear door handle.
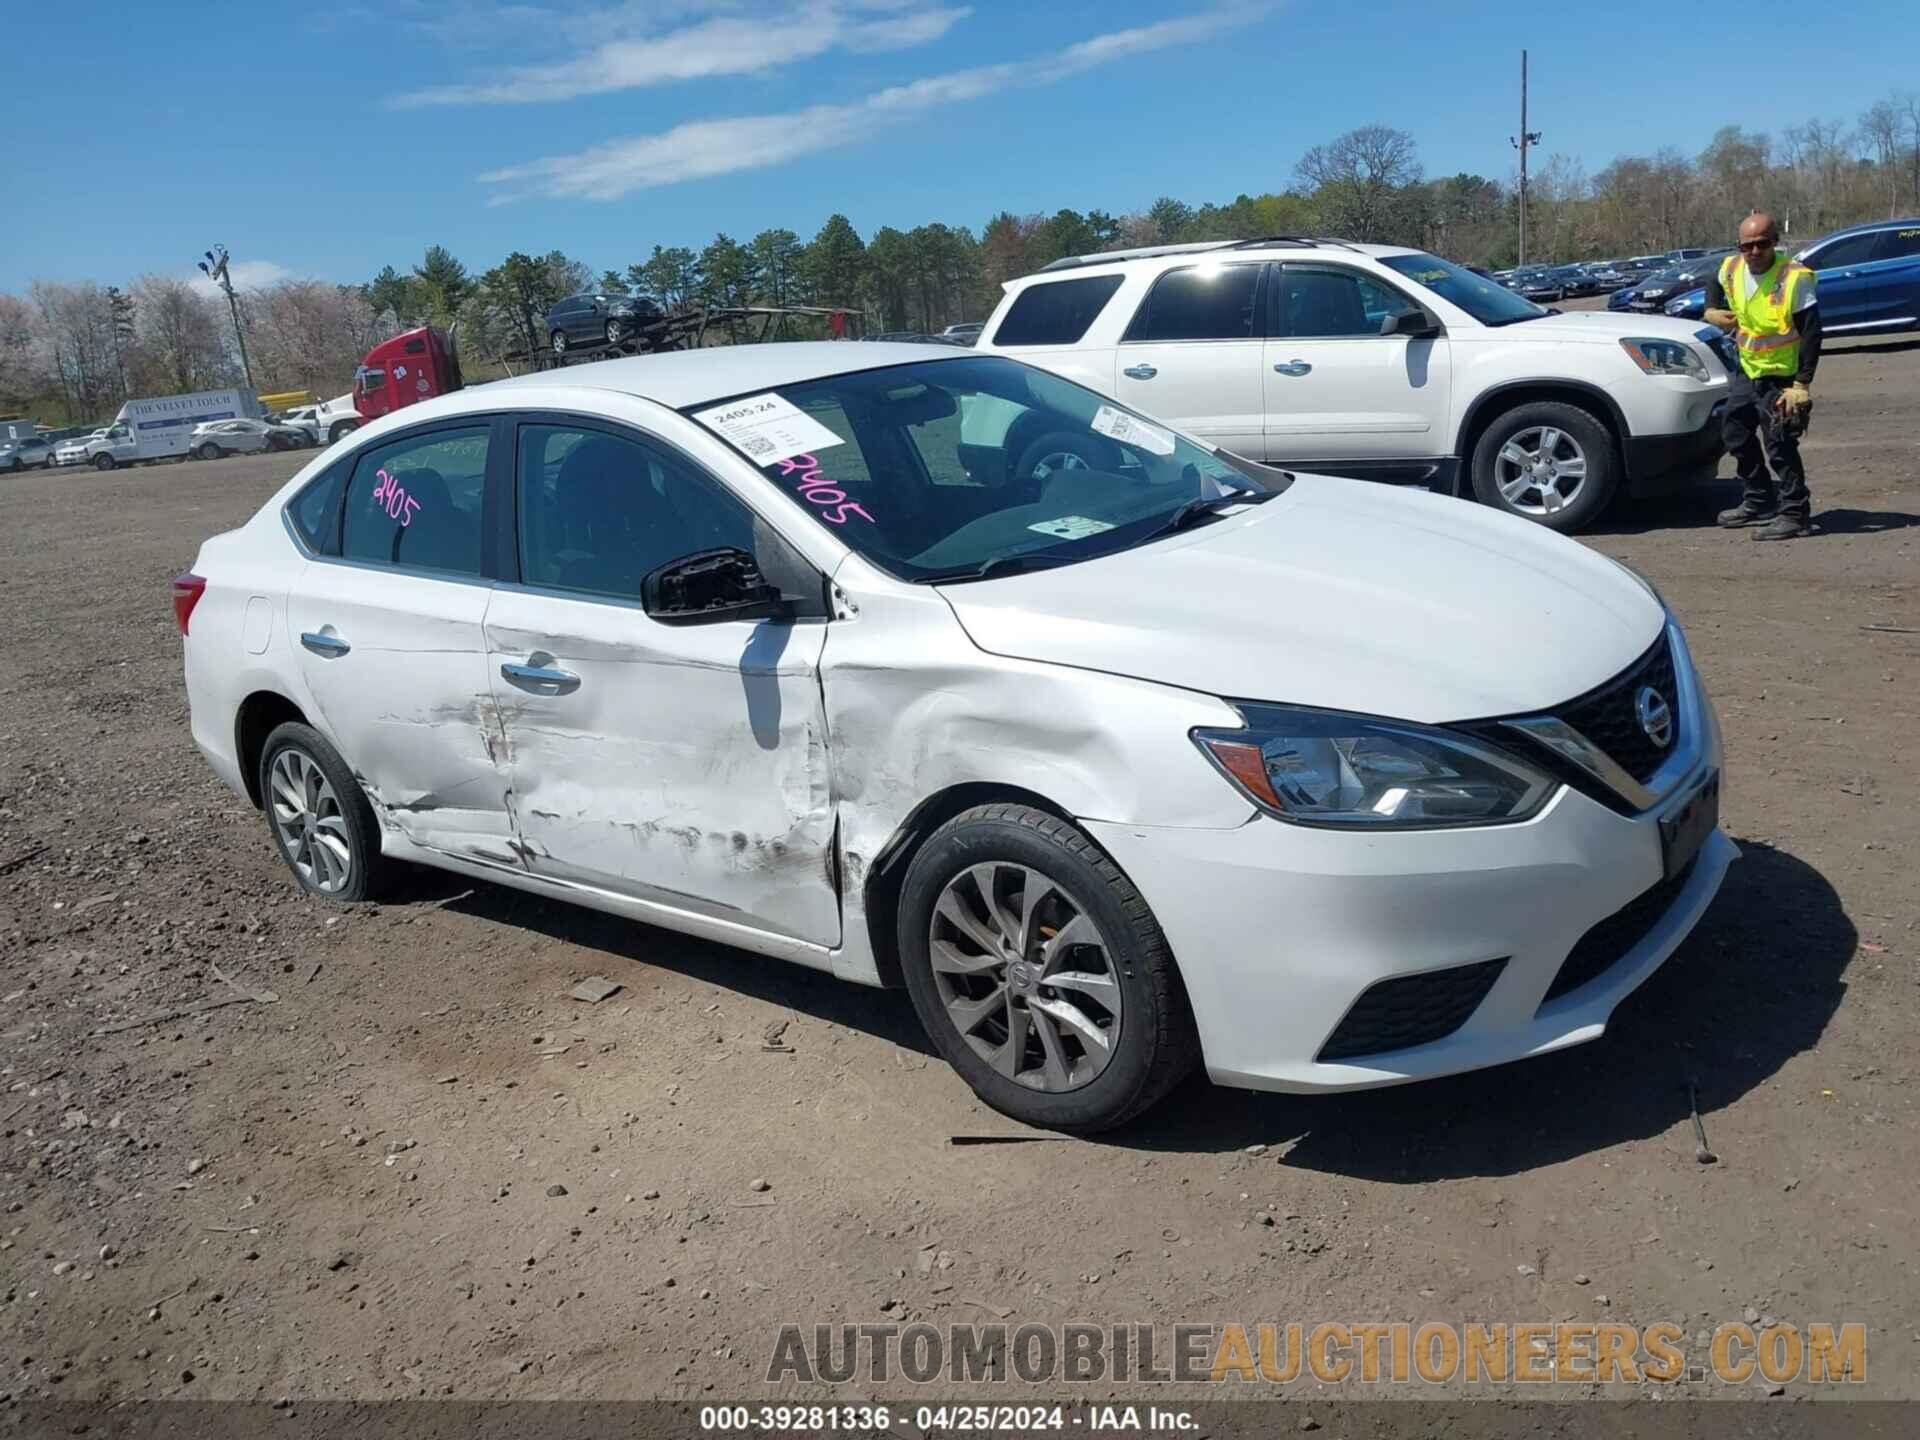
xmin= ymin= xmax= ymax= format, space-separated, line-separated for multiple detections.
xmin=1122 ymin=363 xmax=1158 ymax=380
xmin=300 ymin=631 xmax=350 ymax=658
xmin=501 ymin=661 xmax=581 ymax=695
xmin=1272 ymin=360 xmax=1312 ymax=377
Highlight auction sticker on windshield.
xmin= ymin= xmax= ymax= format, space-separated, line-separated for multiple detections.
xmin=692 ymin=393 xmax=845 ymax=465
xmin=1029 ymin=515 xmax=1115 ymax=539
xmin=1090 ymin=404 xmax=1175 ymax=456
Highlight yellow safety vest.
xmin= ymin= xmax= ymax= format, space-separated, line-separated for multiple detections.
xmin=1719 ymin=253 xmax=1815 ymax=379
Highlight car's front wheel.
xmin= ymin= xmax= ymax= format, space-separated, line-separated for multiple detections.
xmin=258 ymin=722 xmax=386 ymax=902
xmin=198 ymin=442 xmax=222 ymax=460
xmin=551 ymin=328 xmax=569 ymax=354
xmin=898 ymin=804 xmax=1198 ymax=1132
xmin=1469 ymin=400 xmax=1618 ymax=533
xmin=605 ymin=319 xmax=626 ymax=346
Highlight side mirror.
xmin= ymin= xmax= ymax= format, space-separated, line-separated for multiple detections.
xmin=642 ymin=548 xmax=792 ymax=627
xmin=1380 ymin=308 xmax=1441 ymax=339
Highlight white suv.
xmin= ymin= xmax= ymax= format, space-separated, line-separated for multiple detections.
xmin=978 ymin=239 xmax=1732 ymax=532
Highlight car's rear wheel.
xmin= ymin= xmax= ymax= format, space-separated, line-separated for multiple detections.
xmin=551 ymin=329 xmax=568 ymax=355
xmin=93 ymin=453 xmax=114 ymax=471
xmin=898 ymin=803 xmax=1198 ymax=1133
xmin=605 ymin=319 xmax=626 ymax=346
xmin=258 ymin=722 xmax=386 ymax=902
xmin=1469 ymin=400 xmax=1617 ymax=533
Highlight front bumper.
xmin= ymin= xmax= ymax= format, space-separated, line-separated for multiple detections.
xmin=1084 ymin=646 xmax=1730 ymax=1094
xmin=1627 ymin=402 xmax=1725 ymax=494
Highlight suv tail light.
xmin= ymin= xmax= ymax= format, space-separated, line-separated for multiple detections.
xmin=171 ymin=572 xmax=206 ymax=635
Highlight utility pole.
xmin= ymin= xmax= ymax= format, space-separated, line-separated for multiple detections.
xmin=196 ymin=245 xmax=255 ymax=390
xmin=1510 ymin=49 xmax=1542 ymax=266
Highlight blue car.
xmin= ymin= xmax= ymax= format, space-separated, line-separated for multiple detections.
xmin=1792 ymin=217 xmax=1920 ymax=337
xmin=1664 ymin=287 xmax=1707 ymax=320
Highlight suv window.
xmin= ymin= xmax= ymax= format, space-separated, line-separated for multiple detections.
xmin=341 ymin=425 xmax=488 ymax=575
xmin=1122 ymin=264 xmax=1262 ymax=342
xmin=1805 ymin=232 xmax=1884 ymax=269
xmin=991 ymin=274 xmax=1125 ymax=346
xmin=1274 ymin=265 xmax=1407 ymax=338
xmin=515 ymin=423 xmax=759 ymax=601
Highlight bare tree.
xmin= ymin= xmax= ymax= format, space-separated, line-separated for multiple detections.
xmin=245 ymin=280 xmax=385 ymax=395
xmin=1859 ymin=102 xmax=1904 ymax=217
xmin=31 ymin=282 xmax=122 ymax=420
xmin=1295 ymin=124 xmax=1422 ymax=241
xmin=130 ymin=276 xmax=229 ymax=395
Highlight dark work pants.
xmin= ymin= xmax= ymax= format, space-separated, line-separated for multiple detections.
xmin=1722 ymin=373 xmax=1812 ymax=521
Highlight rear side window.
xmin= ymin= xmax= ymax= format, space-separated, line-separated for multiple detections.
xmin=288 ymin=460 xmax=349 ymax=555
xmin=991 ymin=275 xmax=1124 ymax=346
xmin=1806 ymin=233 xmax=1882 ymax=270
xmin=341 ymin=426 xmax=488 ymax=575
xmin=1878 ymin=228 xmax=1920 ymax=259
xmin=1123 ymin=264 xmax=1262 ymax=342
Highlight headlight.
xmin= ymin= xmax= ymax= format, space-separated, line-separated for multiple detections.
xmin=1619 ymin=336 xmax=1708 ymax=381
xmin=1193 ymin=704 xmax=1556 ymax=829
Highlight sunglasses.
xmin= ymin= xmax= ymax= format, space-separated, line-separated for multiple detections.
xmin=1737 ymin=239 xmax=1775 ymax=252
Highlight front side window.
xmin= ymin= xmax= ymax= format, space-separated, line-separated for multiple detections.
xmin=340 ymin=426 xmax=488 ymax=575
xmin=990 ymin=275 xmax=1124 ymax=346
xmin=1274 ymin=265 xmax=1408 ymax=338
xmin=1379 ymin=251 xmax=1545 ymax=325
xmin=1124 ymin=264 xmax=1262 ymax=342
xmin=687 ymin=356 xmax=1275 ymax=584
xmin=515 ymin=423 xmax=759 ymax=601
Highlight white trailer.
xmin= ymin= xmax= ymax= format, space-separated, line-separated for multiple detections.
xmin=80 ymin=389 xmax=262 ymax=470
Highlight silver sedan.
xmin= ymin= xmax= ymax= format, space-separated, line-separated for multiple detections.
xmin=188 ymin=419 xmax=307 ymax=459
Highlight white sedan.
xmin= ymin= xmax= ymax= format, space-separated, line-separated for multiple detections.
xmin=173 ymin=343 xmax=1731 ymax=1131
xmin=188 ymin=417 xmax=307 ymax=459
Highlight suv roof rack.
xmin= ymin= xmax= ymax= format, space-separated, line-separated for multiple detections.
xmin=1038 ymin=235 xmax=1369 ymax=273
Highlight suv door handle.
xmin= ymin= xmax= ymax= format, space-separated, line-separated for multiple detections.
xmin=1122 ymin=364 xmax=1158 ymax=380
xmin=501 ymin=660 xmax=581 ymax=694
xmin=1272 ymin=360 xmax=1312 ymax=376
xmin=300 ymin=631 xmax=350 ymax=658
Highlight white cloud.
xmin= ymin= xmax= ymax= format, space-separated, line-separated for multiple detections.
xmin=480 ymin=4 xmax=1263 ymax=201
xmin=400 ymin=1 xmax=969 ymax=107
xmin=188 ymin=259 xmax=292 ymax=297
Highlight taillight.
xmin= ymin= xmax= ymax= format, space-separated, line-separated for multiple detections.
xmin=171 ymin=572 xmax=206 ymax=635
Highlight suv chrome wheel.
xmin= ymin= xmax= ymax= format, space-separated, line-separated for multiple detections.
xmin=928 ymin=862 xmax=1122 ymax=1092
xmin=268 ymin=747 xmax=353 ymax=894
xmin=1494 ymin=425 xmax=1588 ymax=517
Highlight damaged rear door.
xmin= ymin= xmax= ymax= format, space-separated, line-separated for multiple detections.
xmin=284 ymin=419 xmax=514 ymax=857
xmin=483 ymin=417 xmax=840 ymax=946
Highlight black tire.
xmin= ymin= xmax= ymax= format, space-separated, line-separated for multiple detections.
xmin=604 ymin=319 xmax=625 ymax=347
xmin=1468 ymin=399 xmax=1618 ymax=534
xmin=327 ymin=419 xmax=359 ymax=443
xmin=551 ymin=328 xmax=569 ymax=354
xmin=257 ymin=721 xmax=387 ymax=903
xmin=1008 ymin=429 xmax=1122 ymax=492
xmin=897 ymin=803 xmax=1198 ymax=1133
xmin=93 ymin=453 xmax=115 ymax=471
xmin=198 ymin=442 xmax=222 ymax=460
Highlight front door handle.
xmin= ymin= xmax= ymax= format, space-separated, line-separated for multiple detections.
xmin=1122 ymin=363 xmax=1158 ymax=380
xmin=1272 ymin=360 xmax=1313 ymax=377
xmin=501 ymin=661 xmax=581 ymax=695
xmin=300 ymin=631 xmax=350 ymax=658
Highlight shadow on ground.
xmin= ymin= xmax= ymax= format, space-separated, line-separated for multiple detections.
xmin=395 ymin=840 xmax=1848 ymax=1178
xmin=1596 ymin=480 xmax=1919 ymax=539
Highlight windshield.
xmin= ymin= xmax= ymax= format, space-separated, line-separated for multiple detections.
xmin=686 ymin=356 xmax=1276 ymax=583
xmin=1379 ymin=253 xmax=1546 ymax=325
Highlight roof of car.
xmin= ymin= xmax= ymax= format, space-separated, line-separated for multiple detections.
xmin=488 ymin=341 xmax=970 ymax=410
xmin=1028 ymin=237 xmax=1425 ymax=278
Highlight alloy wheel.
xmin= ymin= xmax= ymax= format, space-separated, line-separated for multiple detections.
xmin=1029 ymin=450 xmax=1090 ymax=483
xmin=1494 ymin=425 xmax=1589 ymax=516
xmin=268 ymin=747 xmax=354 ymax=894
xmin=928 ymin=862 xmax=1123 ymax=1092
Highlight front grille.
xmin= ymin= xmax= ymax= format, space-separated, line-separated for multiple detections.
xmin=1540 ymin=857 xmax=1697 ymax=1006
xmin=1555 ymin=634 xmax=1679 ymax=784
xmin=1317 ymin=957 xmax=1507 ymax=1063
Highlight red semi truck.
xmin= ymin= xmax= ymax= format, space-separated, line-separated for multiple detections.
xmin=353 ymin=326 xmax=463 ymax=424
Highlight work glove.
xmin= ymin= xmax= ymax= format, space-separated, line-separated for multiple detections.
xmin=1703 ymin=307 xmax=1738 ymax=332
xmin=1777 ymin=382 xmax=1811 ymax=418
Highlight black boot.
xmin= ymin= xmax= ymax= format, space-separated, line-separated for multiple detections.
xmin=1752 ymin=513 xmax=1811 ymax=541
xmin=1718 ymin=501 xmax=1774 ymax=527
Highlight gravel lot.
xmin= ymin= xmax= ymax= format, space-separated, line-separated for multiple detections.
xmin=3 ymin=337 xmax=1916 ymax=1409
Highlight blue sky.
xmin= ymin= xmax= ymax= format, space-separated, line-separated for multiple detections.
xmin=3 ymin=0 xmax=1915 ymax=294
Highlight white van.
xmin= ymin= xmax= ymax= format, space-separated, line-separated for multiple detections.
xmin=80 ymin=389 xmax=262 ymax=470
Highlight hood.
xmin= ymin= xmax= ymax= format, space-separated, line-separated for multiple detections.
xmin=937 ymin=474 xmax=1665 ymax=724
xmin=1485 ymin=310 xmax=1710 ymax=345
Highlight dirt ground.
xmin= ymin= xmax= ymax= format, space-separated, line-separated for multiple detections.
xmin=3 ymin=336 xmax=1917 ymax=1413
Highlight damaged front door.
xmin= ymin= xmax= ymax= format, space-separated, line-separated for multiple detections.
xmin=483 ymin=419 xmax=840 ymax=946
xmin=285 ymin=421 xmax=514 ymax=856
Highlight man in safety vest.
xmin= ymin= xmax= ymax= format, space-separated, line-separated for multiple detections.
xmin=1704 ymin=211 xmax=1821 ymax=540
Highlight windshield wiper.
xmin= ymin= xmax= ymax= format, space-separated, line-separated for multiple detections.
xmin=918 ymin=552 xmax=1080 ymax=585
xmin=1147 ymin=487 xmax=1272 ymax=540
